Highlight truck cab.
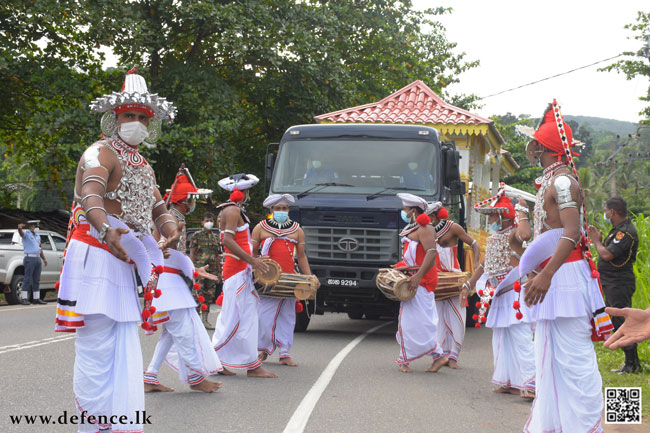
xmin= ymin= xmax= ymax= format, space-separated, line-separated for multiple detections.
xmin=266 ymin=124 xmax=464 ymax=329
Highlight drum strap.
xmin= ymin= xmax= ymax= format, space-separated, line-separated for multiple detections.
xmin=494 ymin=286 xmax=514 ymax=298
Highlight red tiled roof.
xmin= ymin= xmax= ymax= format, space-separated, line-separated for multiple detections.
xmin=314 ymin=80 xmax=493 ymax=126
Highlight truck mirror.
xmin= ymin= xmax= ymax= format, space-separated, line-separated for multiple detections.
xmin=265 ymin=152 xmax=276 ymax=179
xmin=443 ymin=147 xmax=461 ymax=185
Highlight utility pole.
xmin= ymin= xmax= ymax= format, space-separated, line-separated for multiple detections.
xmin=610 ymin=137 xmax=617 ymax=197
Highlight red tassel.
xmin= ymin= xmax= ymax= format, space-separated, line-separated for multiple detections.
xmin=54 ymin=281 xmax=60 ymax=290
xmin=216 ymin=293 xmax=224 ymax=306
xmin=483 ymin=302 xmax=490 ymax=309
xmin=142 ymin=310 xmax=151 ymax=320
xmin=200 ymin=304 xmax=208 ymax=311
xmin=155 ymin=265 xmax=164 ymax=275
xmin=142 ymin=322 xmax=152 ymax=331
xmin=193 ymin=271 xmax=199 ymax=278
xmin=591 ymin=270 xmax=600 ymax=279
xmin=230 ymin=188 xmax=245 ymax=203
xmin=193 ymin=283 xmax=201 ymax=290
xmin=295 ymin=301 xmax=304 ymax=313
xmin=475 ymin=302 xmax=481 ymax=308
xmin=152 ymin=325 xmax=158 ymax=332
xmin=475 ymin=323 xmax=481 ymax=329
xmin=513 ymin=281 xmax=521 ymax=293
xmin=436 ymin=206 xmax=449 ymax=220
xmin=472 ymin=314 xmax=478 ymax=321
xmin=480 ymin=316 xmax=487 ymax=323
xmin=149 ymin=306 xmax=156 ymax=314
xmin=512 ymin=301 xmax=521 ymax=310
xmin=478 ymin=290 xmax=484 ymax=296
xmin=154 ymin=289 xmax=162 ymax=298
xmin=416 ymin=213 xmax=431 ymax=226
xmin=144 ymin=292 xmax=153 ymax=301
xmin=489 ymin=290 xmax=494 ymax=297
xmin=516 ymin=312 xmax=524 ymax=320
xmin=198 ymin=296 xmax=205 ymax=303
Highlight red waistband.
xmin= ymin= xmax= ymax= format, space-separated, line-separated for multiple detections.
xmin=540 ymin=247 xmax=583 ymax=269
xmin=163 ymin=266 xmax=182 ymax=275
xmin=71 ymin=224 xmax=111 ymax=253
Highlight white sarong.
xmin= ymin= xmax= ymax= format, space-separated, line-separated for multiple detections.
xmin=258 ymin=297 xmax=296 ymax=358
xmin=491 ymin=323 xmax=535 ymax=391
xmin=211 ymin=268 xmax=262 ymax=370
xmin=524 ymin=317 xmax=603 ymax=433
xmin=145 ymin=307 xmax=222 ymax=385
xmin=435 ymin=244 xmax=465 ymax=361
xmin=74 ymin=314 xmax=144 ymax=433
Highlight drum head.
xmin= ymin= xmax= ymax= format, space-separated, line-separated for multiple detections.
xmin=293 ymin=283 xmax=311 ymax=300
xmin=254 ymin=259 xmax=282 ymax=286
xmin=394 ymin=279 xmax=416 ymax=302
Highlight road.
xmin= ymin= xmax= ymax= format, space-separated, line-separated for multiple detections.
xmin=0 ymin=301 xmax=647 ymax=433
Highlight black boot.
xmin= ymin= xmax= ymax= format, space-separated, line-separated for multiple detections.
xmin=619 ymin=346 xmax=640 ymax=374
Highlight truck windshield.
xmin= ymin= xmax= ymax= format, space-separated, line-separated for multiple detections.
xmin=272 ymin=139 xmax=438 ymax=195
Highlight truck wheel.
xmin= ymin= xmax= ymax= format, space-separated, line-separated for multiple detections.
xmin=364 ymin=313 xmax=381 ymax=320
xmin=347 ymin=308 xmax=363 ymax=320
xmin=6 ymin=274 xmax=24 ymax=305
xmin=294 ymin=304 xmax=310 ymax=333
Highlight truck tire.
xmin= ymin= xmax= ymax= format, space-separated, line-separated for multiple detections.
xmin=294 ymin=303 xmax=310 ymax=333
xmin=347 ymin=307 xmax=363 ymax=320
xmin=5 ymin=274 xmax=24 ymax=305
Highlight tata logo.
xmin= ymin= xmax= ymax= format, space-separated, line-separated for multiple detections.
xmin=338 ymin=237 xmax=359 ymax=252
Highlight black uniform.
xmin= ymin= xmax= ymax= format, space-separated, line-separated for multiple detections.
xmin=597 ymin=218 xmax=639 ymax=367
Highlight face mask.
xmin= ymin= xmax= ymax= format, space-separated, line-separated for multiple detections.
xmin=273 ymin=211 xmax=289 ymax=223
xmin=312 ymin=160 xmax=322 ymax=169
xmin=408 ymin=162 xmax=418 ymax=171
xmin=203 ymin=221 xmax=214 ymax=230
xmin=401 ymin=210 xmax=412 ymax=223
xmin=33 ymin=228 xmax=39 ymax=234
xmin=118 ymin=121 xmax=149 ymax=146
xmin=488 ymin=221 xmax=502 ymax=234
xmin=603 ymin=212 xmax=611 ymax=225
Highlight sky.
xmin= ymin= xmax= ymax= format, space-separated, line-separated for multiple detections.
xmin=412 ymin=0 xmax=649 ymax=122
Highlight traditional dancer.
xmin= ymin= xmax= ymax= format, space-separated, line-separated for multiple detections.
xmin=56 ymin=68 xmax=181 ymax=432
xmin=143 ymin=168 xmax=223 ymax=393
xmin=426 ymin=202 xmax=480 ymax=369
xmin=520 ymin=101 xmax=612 ymax=433
xmin=253 ymin=193 xmax=318 ymax=366
xmin=395 ymin=193 xmax=447 ymax=373
xmin=467 ymin=190 xmax=536 ymax=399
xmin=211 ymin=174 xmax=277 ymax=378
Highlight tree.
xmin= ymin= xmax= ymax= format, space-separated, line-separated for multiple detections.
xmin=601 ymin=11 xmax=650 ymax=123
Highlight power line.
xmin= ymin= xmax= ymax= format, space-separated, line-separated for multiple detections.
xmin=476 ymin=54 xmax=624 ymax=101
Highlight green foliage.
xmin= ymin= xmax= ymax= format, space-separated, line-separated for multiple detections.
xmin=1 ymin=0 xmax=478 ymax=213
xmin=490 ymin=113 xmax=538 ymax=194
xmin=600 ymin=11 xmax=650 ymax=123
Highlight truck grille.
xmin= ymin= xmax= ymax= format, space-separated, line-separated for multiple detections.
xmin=303 ymin=226 xmax=397 ymax=262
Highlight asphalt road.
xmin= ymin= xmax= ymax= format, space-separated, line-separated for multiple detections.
xmin=0 ymin=301 xmax=646 ymax=433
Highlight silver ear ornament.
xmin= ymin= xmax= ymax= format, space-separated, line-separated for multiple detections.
xmin=100 ymin=112 xmax=118 ymax=137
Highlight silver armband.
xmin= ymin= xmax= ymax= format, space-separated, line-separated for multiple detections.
xmin=515 ymin=204 xmax=530 ymax=214
xmin=85 ymin=206 xmax=107 ymax=215
xmin=426 ymin=248 xmax=436 ymax=252
xmin=81 ymin=193 xmax=104 ymax=203
xmin=153 ymin=200 xmax=166 ymax=209
xmin=154 ymin=212 xmax=173 ymax=225
xmin=560 ymin=235 xmax=579 ymax=247
xmin=98 ymin=222 xmax=110 ymax=244
xmin=518 ymin=217 xmax=529 ymax=221
xmin=554 ymin=175 xmax=574 ymax=204
xmin=159 ymin=219 xmax=178 ymax=231
xmin=81 ymin=176 xmax=107 ymax=190
xmin=558 ymin=202 xmax=578 ymax=210
xmin=223 ymin=229 xmax=236 ymax=236
xmin=471 ymin=240 xmax=477 ymax=247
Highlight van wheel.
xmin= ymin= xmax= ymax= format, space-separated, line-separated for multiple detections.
xmin=6 ymin=274 xmax=24 ymax=305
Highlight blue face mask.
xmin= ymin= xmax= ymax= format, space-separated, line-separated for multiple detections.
xmin=603 ymin=212 xmax=611 ymax=225
xmin=401 ymin=210 xmax=412 ymax=223
xmin=274 ymin=211 xmax=289 ymax=223
xmin=489 ymin=221 xmax=502 ymax=234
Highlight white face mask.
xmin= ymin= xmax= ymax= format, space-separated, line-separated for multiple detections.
xmin=408 ymin=162 xmax=418 ymax=171
xmin=118 ymin=121 xmax=149 ymax=146
xmin=203 ymin=221 xmax=214 ymax=230
xmin=312 ymin=160 xmax=322 ymax=169
xmin=33 ymin=227 xmax=39 ymax=234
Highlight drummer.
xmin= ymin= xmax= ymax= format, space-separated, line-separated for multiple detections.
xmin=394 ymin=193 xmax=447 ymax=373
xmin=211 ymin=173 xmax=277 ymax=378
xmin=466 ymin=194 xmax=536 ymax=398
xmin=252 ymin=193 xmax=319 ymax=366
xmin=426 ymin=201 xmax=480 ymax=369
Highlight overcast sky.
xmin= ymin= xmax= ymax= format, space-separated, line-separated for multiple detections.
xmin=412 ymin=0 xmax=649 ymax=122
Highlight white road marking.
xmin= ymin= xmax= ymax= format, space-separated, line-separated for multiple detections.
xmin=283 ymin=321 xmax=392 ymax=433
xmin=0 ymin=303 xmax=57 ymax=313
xmin=0 ymin=334 xmax=76 ymax=355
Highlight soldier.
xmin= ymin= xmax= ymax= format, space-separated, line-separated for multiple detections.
xmin=190 ymin=212 xmax=222 ymax=330
xmin=588 ymin=197 xmax=640 ymax=374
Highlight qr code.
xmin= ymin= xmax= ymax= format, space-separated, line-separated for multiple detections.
xmin=605 ymin=387 xmax=641 ymax=424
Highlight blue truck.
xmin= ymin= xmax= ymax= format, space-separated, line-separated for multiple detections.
xmin=265 ymin=123 xmax=466 ymax=331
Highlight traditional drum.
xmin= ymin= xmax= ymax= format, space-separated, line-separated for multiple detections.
xmin=432 ymin=271 xmax=471 ymax=301
xmin=375 ymin=268 xmax=415 ymax=302
xmin=253 ymin=258 xmax=282 ymax=286
xmin=256 ymin=273 xmax=319 ymax=300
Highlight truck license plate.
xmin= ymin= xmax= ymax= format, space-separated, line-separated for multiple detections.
xmin=326 ymin=278 xmax=358 ymax=287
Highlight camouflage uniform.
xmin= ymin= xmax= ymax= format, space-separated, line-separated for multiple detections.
xmin=190 ymin=229 xmax=222 ymax=306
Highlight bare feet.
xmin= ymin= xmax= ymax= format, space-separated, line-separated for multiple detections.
xmin=508 ymin=387 xmax=521 ymax=395
xmin=279 ymin=357 xmax=298 ymax=367
xmin=520 ymin=389 xmax=535 ymax=399
xmin=447 ymin=359 xmax=461 ymax=369
xmin=144 ymin=383 xmax=175 ymax=393
xmin=492 ymin=387 xmax=509 ymax=393
xmin=190 ymin=379 xmax=223 ymax=393
xmin=247 ymin=366 xmax=278 ymax=378
xmin=217 ymin=367 xmax=236 ymax=376
xmin=425 ymin=356 xmax=448 ymax=373
xmin=258 ymin=352 xmax=268 ymax=362
xmin=399 ymin=364 xmax=413 ymax=373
